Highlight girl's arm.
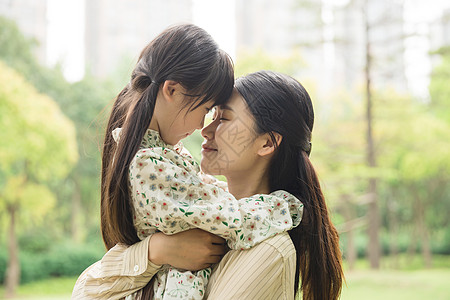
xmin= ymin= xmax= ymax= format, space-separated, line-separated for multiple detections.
xmin=149 ymin=229 xmax=227 ymax=270
xmin=71 ymin=230 xmax=227 ymax=300
xmin=130 ymin=148 xmax=303 ymax=250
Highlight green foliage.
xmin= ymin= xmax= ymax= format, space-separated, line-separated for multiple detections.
xmin=375 ymin=90 xmax=450 ymax=182
xmin=0 ymin=16 xmax=37 ymax=74
xmin=235 ymin=49 xmax=305 ymax=78
xmin=0 ymin=249 xmax=6 ymax=284
xmin=0 ymin=61 xmax=78 ymax=181
xmin=0 ymin=16 xmax=71 ymax=103
xmin=429 ymin=49 xmax=450 ymax=122
xmin=0 ymin=61 xmax=78 ymax=229
xmin=432 ymin=228 xmax=450 ymax=255
xmin=0 ymin=242 xmax=104 ymax=285
xmin=0 ymin=16 xmax=117 ymax=244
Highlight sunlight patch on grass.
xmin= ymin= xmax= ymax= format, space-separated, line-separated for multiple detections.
xmin=0 ymin=277 xmax=77 ymax=299
xmin=341 ymin=269 xmax=450 ymax=300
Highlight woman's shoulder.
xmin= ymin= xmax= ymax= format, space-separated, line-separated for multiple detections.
xmin=259 ymin=232 xmax=296 ymax=259
xmin=220 ymin=232 xmax=295 ymax=264
xmin=206 ymin=232 xmax=296 ymax=299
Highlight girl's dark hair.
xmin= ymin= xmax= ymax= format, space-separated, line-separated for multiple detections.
xmin=235 ymin=71 xmax=343 ymax=300
xmin=101 ymin=24 xmax=234 ymax=249
xmin=101 ymin=24 xmax=233 ymax=299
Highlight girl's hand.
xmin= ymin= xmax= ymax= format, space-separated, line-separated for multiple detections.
xmin=149 ymin=229 xmax=227 ymax=271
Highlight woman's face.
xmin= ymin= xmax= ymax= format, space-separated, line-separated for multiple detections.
xmin=201 ymin=90 xmax=262 ymax=176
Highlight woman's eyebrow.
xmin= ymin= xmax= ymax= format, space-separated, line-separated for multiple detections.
xmin=219 ymin=104 xmax=234 ymax=111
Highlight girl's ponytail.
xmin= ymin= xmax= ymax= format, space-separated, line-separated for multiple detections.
xmin=101 ymin=75 xmax=159 ymax=249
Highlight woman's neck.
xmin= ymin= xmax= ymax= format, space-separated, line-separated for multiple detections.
xmin=226 ymin=167 xmax=271 ymax=199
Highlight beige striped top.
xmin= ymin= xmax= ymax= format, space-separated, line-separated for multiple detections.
xmin=205 ymin=232 xmax=296 ymax=300
xmin=71 ymin=232 xmax=296 ymax=299
xmin=71 ymin=235 xmax=161 ymax=300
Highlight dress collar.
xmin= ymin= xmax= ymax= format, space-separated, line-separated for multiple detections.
xmin=112 ymin=128 xmax=183 ymax=152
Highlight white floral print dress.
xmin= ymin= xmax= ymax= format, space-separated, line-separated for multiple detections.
xmin=113 ymin=128 xmax=303 ymax=300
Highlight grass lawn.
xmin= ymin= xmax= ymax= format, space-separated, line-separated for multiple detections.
xmin=1 ymin=256 xmax=450 ymax=299
xmin=342 ymin=269 xmax=450 ymax=300
xmin=0 ymin=276 xmax=76 ymax=299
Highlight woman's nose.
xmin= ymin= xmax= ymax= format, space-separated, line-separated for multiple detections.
xmin=201 ymin=118 xmax=218 ymax=140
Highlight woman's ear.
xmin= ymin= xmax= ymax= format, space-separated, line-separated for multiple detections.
xmin=257 ymin=132 xmax=283 ymax=157
xmin=161 ymin=80 xmax=183 ymax=102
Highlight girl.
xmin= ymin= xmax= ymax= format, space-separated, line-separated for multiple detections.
xmin=73 ymin=24 xmax=303 ymax=299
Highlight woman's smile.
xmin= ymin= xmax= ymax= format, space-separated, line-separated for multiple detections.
xmin=201 ymin=143 xmax=218 ymax=153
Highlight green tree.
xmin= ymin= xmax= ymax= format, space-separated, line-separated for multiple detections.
xmin=0 ymin=16 xmax=117 ymax=243
xmin=0 ymin=61 xmax=78 ymax=297
xmin=376 ymin=89 xmax=450 ymax=267
xmin=235 ymin=49 xmax=304 ymax=78
xmin=312 ymin=88 xmax=370 ymax=269
xmin=429 ymin=46 xmax=450 ymax=122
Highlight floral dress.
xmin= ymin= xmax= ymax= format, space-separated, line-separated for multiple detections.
xmin=113 ymin=128 xmax=303 ymax=300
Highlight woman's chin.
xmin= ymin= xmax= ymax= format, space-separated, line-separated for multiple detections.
xmin=200 ymin=161 xmax=219 ymax=176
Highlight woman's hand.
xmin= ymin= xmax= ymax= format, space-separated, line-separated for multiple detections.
xmin=149 ymin=229 xmax=228 ymax=271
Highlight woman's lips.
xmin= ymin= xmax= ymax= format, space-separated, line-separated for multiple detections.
xmin=201 ymin=144 xmax=217 ymax=153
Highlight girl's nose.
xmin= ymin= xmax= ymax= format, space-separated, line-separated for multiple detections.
xmin=198 ymin=116 xmax=205 ymax=130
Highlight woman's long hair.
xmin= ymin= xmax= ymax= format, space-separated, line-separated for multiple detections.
xmin=235 ymin=71 xmax=343 ymax=300
xmin=101 ymin=24 xmax=234 ymax=298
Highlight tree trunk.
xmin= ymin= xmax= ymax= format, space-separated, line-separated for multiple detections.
xmin=343 ymin=196 xmax=357 ymax=270
xmin=415 ymin=193 xmax=432 ymax=268
xmin=5 ymin=204 xmax=20 ymax=298
xmin=387 ymin=195 xmax=399 ymax=268
xmin=363 ymin=0 xmax=380 ymax=269
xmin=71 ymin=175 xmax=82 ymax=243
xmin=407 ymin=226 xmax=417 ymax=258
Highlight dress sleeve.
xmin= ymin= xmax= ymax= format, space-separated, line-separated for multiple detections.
xmin=198 ymin=171 xmax=228 ymax=191
xmin=71 ymin=235 xmax=161 ymax=300
xmin=130 ymin=148 xmax=303 ymax=250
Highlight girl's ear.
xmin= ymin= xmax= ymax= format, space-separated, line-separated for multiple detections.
xmin=257 ymin=132 xmax=283 ymax=157
xmin=161 ymin=80 xmax=183 ymax=102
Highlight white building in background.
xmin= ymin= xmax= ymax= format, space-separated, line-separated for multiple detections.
xmin=235 ymin=0 xmax=327 ymax=89
xmin=235 ymin=0 xmax=408 ymax=95
xmin=332 ymin=0 xmax=408 ymax=93
xmin=236 ymin=0 xmax=294 ymax=54
xmin=85 ymin=0 xmax=194 ymax=78
xmin=0 ymin=0 xmax=48 ymax=64
xmin=1 ymin=0 xmax=447 ymax=92
xmin=429 ymin=8 xmax=450 ymax=55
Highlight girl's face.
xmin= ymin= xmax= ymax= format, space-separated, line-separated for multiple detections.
xmin=171 ymin=101 xmax=214 ymax=144
xmin=157 ymin=96 xmax=214 ymax=145
xmin=201 ymin=90 xmax=263 ymax=176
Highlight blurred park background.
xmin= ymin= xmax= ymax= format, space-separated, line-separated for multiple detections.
xmin=1 ymin=0 xmax=450 ymax=299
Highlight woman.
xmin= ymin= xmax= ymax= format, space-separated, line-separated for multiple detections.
xmin=73 ymin=71 xmax=343 ymax=299
xmin=202 ymin=71 xmax=343 ymax=299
